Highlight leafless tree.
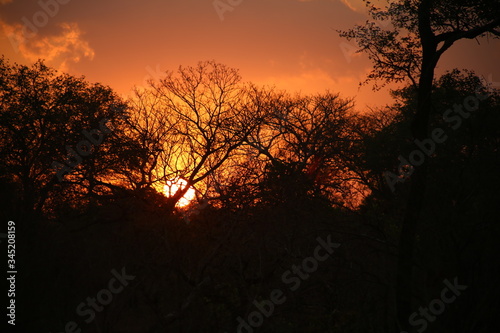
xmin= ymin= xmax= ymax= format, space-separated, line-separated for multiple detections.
xmin=127 ymin=61 xmax=262 ymax=212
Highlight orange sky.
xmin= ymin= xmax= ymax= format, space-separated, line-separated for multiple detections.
xmin=1 ymin=0 xmax=499 ymax=111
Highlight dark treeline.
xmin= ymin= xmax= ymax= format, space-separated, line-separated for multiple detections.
xmin=1 ymin=58 xmax=499 ymax=332
xmin=2 ymin=1 xmax=500 ymax=332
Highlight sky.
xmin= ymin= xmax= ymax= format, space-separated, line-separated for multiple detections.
xmin=1 ymin=0 xmax=499 ymax=110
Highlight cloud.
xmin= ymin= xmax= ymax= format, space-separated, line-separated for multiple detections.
xmin=1 ymin=21 xmax=94 ymax=71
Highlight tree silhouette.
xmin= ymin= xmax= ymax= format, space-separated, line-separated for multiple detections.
xmin=340 ymin=1 xmax=500 ymax=329
xmin=129 ymin=61 xmax=262 ymax=212
xmin=0 ymin=58 xmax=129 ymax=221
xmin=243 ymin=91 xmax=364 ymax=209
xmin=4 ymin=52 xmax=499 ymax=331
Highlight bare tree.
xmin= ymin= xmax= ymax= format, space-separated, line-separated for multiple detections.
xmin=242 ymin=91 xmax=363 ymax=208
xmin=129 ymin=61 xmax=260 ymax=212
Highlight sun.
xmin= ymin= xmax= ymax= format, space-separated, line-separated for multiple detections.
xmin=163 ymin=178 xmax=196 ymax=207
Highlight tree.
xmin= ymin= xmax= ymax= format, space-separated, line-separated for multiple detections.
xmin=130 ymin=61 xmax=261 ymax=212
xmin=0 ymin=57 xmax=129 ymax=221
xmin=339 ymin=0 xmax=500 ymax=330
xmin=242 ymin=91 xmax=362 ymax=209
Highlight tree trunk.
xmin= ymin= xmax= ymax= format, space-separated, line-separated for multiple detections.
xmin=396 ymin=0 xmax=438 ymax=331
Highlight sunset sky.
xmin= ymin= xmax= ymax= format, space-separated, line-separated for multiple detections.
xmin=1 ymin=0 xmax=498 ymax=110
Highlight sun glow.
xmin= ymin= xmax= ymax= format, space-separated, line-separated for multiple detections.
xmin=163 ymin=178 xmax=196 ymax=207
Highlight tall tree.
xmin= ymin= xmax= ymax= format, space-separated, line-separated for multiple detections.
xmin=339 ymin=0 xmax=500 ymax=330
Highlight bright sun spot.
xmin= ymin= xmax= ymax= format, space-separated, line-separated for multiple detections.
xmin=163 ymin=178 xmax=196 ymax=207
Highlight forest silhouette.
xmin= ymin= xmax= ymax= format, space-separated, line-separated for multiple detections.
xmin=1 ymin=0 xmax=500 ymax=332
